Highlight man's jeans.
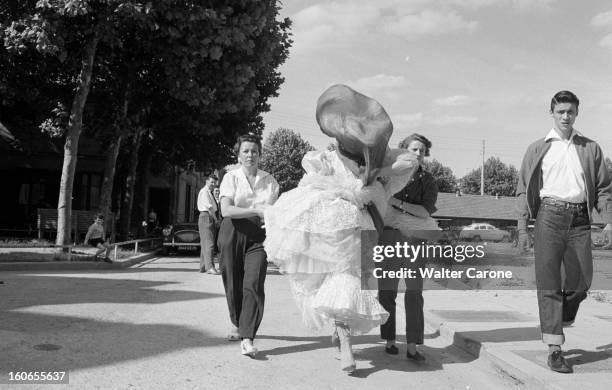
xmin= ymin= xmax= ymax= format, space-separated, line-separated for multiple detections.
xmin=534 ymin=200 xmax=592 ymax=345
xmin=199 ymin=212 xmax=216 ymax=272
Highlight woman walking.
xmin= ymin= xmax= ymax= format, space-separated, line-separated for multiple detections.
xmin=217 ymin=134 xmax=279 ymax=357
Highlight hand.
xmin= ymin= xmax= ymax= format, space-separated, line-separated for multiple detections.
xmin=392 ymin=153 xmax=418 ymax=173
xmin=603 ymin=228 xmax=612 ymax=250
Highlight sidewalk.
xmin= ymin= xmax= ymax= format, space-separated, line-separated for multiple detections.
xmin=423 ymin=289 xmax=612 ymax=390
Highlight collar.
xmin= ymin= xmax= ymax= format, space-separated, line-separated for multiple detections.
xmin=545 ymin=128 xmax=582 ymax=143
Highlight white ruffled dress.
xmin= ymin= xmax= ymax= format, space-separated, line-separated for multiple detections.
xmin=264 ymin=149 xmax=408 ymax=335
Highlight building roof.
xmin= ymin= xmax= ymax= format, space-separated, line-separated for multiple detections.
xmin=432 ymin=192 xmax=605 ymax=224
xmin=432 ymin=192 xmax=517 ymax=221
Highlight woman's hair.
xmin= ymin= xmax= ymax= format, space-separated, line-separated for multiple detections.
xmin=398 ymin=133 xmax=432 ymax=157
xmin=233 ymin=133 xmax=262 ymax=156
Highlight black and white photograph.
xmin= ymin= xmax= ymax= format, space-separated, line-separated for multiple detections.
xmin=2 ymin=1 xmax=612 ymax=389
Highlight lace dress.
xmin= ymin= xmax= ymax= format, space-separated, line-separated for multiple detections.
xmin=264 ymin=149 xmax=409 ymax=334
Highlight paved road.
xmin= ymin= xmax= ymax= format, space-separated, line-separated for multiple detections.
xmin=0 ymin=256 xmax=518 ymax=389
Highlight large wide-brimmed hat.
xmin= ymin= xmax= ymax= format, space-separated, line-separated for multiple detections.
xmin=316 ymin=84 xmax=392 ymax=185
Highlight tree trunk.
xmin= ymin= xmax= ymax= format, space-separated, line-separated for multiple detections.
xmin=119 ymin=129 xmax=143 ymax=239
xmin=56 ymin=35 xmax=100 ymax=245
xmin=98 ymin=86 xmax=130 ymax=240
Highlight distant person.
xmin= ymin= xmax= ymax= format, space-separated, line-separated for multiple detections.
xmin=517 ymin=90 xmax=612 ymax=373
xmin=379 ymin=133 xmax=439 ymax=362
xmin=197 ymin=175 xmax=220 ymax=274
xmin=218 ymin=134 xmax=279 ymax=357
xmin=84 ymin=214 xmax=112 ymax=263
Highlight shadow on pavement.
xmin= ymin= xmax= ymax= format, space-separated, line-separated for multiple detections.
xmin=0 ymin=274 xmax=222 ymax=310
xmin=0 ymin=311 xmax=226 ymax=374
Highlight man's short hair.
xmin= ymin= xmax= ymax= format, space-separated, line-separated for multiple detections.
xmin=550 ymin=91 xmax=579 ymax=112
xmin=207 ymin=175 xmax=218 ymax=181
xmin=96 ymin=214 xmax=104 ymax=220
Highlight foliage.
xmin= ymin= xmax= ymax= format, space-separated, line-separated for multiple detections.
xmin=422 ymin=159 xmax=457 ymax=193
xmin=260 ymin=128 xmax=314 ymax=193
xmin=460 ymin=156 xmax=518 ymax=196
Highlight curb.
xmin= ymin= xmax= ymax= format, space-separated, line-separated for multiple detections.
xmin=424 ymin=311 xmax=554 ymax=390
xmin=0 ymin=250 xmax=161 ymax=272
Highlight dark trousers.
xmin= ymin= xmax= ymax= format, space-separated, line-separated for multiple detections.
xmin=218 ymin=217 xmax=267 ymax=340
xmin=534 ymin=201 xmax=592 ymax=345
xmin=378 ymin=228 xmax=424 ymax=344
xmin=198 ymin=212 xmax=215 ymax=272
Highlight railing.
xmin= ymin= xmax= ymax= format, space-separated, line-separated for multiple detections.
xmin=106 ymin=237 xmax=164 ymax=261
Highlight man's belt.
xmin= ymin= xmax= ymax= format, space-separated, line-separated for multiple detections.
xmin=541 ymin=197 xmax=587 ymax=210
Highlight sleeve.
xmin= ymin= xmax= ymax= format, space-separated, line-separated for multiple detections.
xmin=421 ymin=173 xmax=439 ymax=214
xmin=301 ymin=150 xmax=333 ymax=176
xmin=594 ymin=144 xmax=612 ymax=224
xmin=379 ymin=148 xmax=416 ymax=195
xmin=219 ymin=173 xmax=236 ymax=203
xmin=515 ymin=145 xmax=532 ymax=230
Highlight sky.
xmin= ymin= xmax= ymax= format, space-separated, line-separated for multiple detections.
xmin=262 ymin=0 xmax=612 ymax=177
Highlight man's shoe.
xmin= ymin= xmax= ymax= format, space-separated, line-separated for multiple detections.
xmin=385 ymin=345 xmax=399 ymax=355
xmin=406 ymin=350 xmax=426 ymax=362
xmin=206 ymin=268 xmax=221 ymax=275
xmin=547 ymin=350 xmax=572 ymax=373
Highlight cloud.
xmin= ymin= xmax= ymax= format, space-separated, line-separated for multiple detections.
xmin=429 ymin=115 xmax=479 ymax=125
xmin=591 ymin=10 xmax=612 ymax=28
xmin=393 ymin=113 xmax=425 ymax=129
xmin=383 ymin=9 xmax=478 ymax=36
xmin=351 ymin=74 xmax=409 ymax=91
xmin=433 ymin=95 xmax=473 ymax=106
xmin=599 ymin=32 xmax=612 ymax=48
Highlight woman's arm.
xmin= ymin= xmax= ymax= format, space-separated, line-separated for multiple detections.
xmin=388 ymin=197 xmax=430 ymax=218
xmin=378 ymin=152 xmax=418 ymax=177
xmin=220 ymin=197 xmax=264 ymax=219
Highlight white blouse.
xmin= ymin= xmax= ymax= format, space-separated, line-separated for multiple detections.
xmin=219 ymin=167 xmax=279 ymax=209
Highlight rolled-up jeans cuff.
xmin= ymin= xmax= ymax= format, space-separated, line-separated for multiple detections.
xmin=542 ymin=333 xmax=565 ymax=345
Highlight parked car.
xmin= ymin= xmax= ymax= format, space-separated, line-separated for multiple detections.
xmin=591 ymin=225 xmax=611 ymax=248
xmin=458 ymin=223 xmax=511 ymax=242
xmin=162 ymin=223 xmax=200 ymax=255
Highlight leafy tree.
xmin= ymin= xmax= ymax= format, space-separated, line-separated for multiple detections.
xmin=1 ymin=1 xmax=153 ymax=245
xmin=422 ymin=159 xmax=457 ymax=193
xmin=460 ymin=156 xmax=518 ymax=196
xmin=261 ymin=128 xmax=314 ymax=193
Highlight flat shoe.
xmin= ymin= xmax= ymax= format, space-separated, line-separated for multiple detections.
xmin=206 ymin=268 xmax=221 ymax=275
xmin=406 ymin=350 xmax=426 ymax=362
xmin=240 ymin=341 xmax=258 ymax=358
xmin=385 ymin=345 xmax=399 ymax=355
xmin=548 ymin=350 xmax=572 ymax=373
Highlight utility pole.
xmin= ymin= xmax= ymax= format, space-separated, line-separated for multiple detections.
xmin=481 ymin=140 xmax=485 ymax=196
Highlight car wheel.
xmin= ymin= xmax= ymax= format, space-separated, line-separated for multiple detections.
xmin=472 ymin=235 xmax=481 ymax=242
xmin=501 ymin=236 xmax=510 ymax=243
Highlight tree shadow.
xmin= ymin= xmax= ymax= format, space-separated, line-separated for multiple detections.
xmin=0 ymin=311 xmax=227 ymax=374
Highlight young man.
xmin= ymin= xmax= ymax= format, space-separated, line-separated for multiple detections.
xmin=84 ymin=214 xmax=112 ymax=263
xmin=197 ymin=175 xmax=220 ymax=274
xmin=516 ymin=90 xmax=612 ymax=373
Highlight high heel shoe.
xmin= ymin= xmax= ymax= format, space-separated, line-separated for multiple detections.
xmin=240 ymin=339 xmax=258 ymax=358
xmin=335 ymin=323 xmax=356 ymax=373
xmin=331 ymin=328 xmax=341 ymax=360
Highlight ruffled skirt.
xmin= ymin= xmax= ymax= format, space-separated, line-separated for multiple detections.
xmin=264 ymin=185 xmax=388 ymax=334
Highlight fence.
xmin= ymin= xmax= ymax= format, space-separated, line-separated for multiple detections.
xmin=37 ymin=209 xmax=115 ymax=243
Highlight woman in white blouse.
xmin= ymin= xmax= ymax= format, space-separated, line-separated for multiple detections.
xmin=217 ymin=134 xmax=279 ymax=358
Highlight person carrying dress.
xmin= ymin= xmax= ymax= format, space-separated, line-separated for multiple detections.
xmin=378 ymin=133 xmax=439 ymax=361
xmin=264 ymin=84 xmax=418 ymax=373
xmin=217 ymin=134 xmax=280 ymax=357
